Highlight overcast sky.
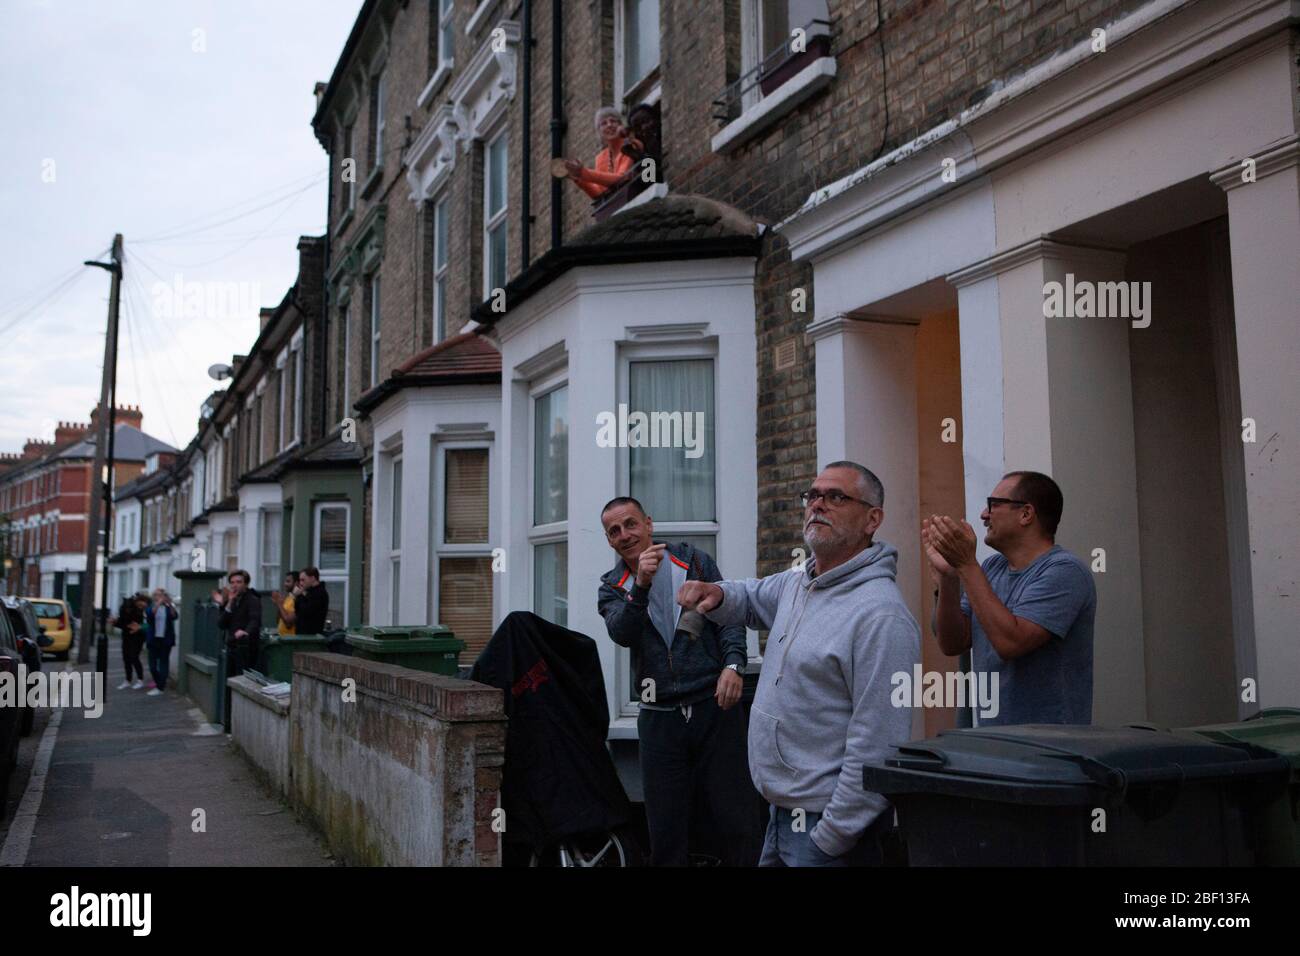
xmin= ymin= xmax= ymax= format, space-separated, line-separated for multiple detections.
xmin=0 ymin=0 xmax=362 ymax=454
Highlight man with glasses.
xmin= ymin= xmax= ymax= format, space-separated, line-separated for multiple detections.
xmin=922 ymin=470 xmax=1096 ymax=726
xmin=677 ymin=462 xmax=920 ymax=866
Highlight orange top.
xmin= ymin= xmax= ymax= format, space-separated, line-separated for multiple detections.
xmin=574 ymin=144 xmax=634 ymax=198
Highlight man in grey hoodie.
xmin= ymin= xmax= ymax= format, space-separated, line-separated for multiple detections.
xmin=677 ymin=462 xmax=920 ymax=866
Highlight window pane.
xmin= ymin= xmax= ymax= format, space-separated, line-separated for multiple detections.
xmin=261 ymin=511 xmax=281 ymax=563
xmin=438 ymin=556 xmax=493 ymax=662
xmin=445 ymin=448 xmax=489 ymax=543
xmin=628 ymin=359 xmax=715 ymax=521
xmin=488 ymin=223 xmax=507 ymax=292
xmin=434 ymin=199 xmax=449 ymax=269
xmin=487 ymin=136 xmax=507 ymax=217
xmin=391 ymin=558 xmax=401 ymax=622
xmin=435 ymin=276 xmax=447 ymax=342
xmin=623 ymin=0 xmax=660 ymax=89
xmin=533 ymin=541 xmax=567 ymax=628
xmin=441 ymin=21 xmax=454 ymax=63
xmin=391 ymin=459 xmax=403 ymax=550
xmin=317 ymin=507 xmax=348 ymax=571
xmin=533 ymin=386 xmax=568 ymax=525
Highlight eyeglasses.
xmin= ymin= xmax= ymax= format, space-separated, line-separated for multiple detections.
xmin=800 ymin=489 xmax=879 ymax=508
xmin=986 ymin=497 xmax=1028 ymax=511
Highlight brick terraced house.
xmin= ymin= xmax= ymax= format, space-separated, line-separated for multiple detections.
xmin=87 ymin=2 xmax=1296 ymax=787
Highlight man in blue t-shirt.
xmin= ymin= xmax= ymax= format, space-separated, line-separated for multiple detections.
xmin=923 ymin=470 xmax=1095 ymax=725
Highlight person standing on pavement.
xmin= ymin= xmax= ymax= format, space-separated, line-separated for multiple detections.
xmin=109 ymin=592 xmax=149 ymax=690
xmin=598 ymin=496 xmax=757 ymax=866
xmin=146 ymin=588 xmax=178 ymax=696
xmin=271 ymin=570 xmax=299 ymax=636
xmin=291 ymin=567 xmax=330 ymax=635
xmin=212 ymin=570 xmax=262 ymax=677
xmin=677 ymin=462 xmax=920 ymax=867
xmin=923 ymin=470 xmax=1096 ymax=726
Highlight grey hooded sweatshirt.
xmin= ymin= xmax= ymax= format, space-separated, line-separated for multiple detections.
xmin=706 ymin=541 xmax=920 ymax=858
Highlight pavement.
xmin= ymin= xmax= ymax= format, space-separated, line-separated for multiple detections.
xmin=0 ymin=645 xmax=337 ymax=867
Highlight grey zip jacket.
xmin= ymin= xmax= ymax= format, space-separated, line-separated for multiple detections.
xmin=706 ymin=541 xmax=920 ymax=857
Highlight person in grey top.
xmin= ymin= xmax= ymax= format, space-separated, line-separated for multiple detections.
xmin=924 ymin=470 xmax=1096 ymax=726
xmin=678 ymin=462 xmax=920 ymax=866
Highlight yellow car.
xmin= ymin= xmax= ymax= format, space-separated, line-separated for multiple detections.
xmin=31 ymin=597 xmax=73 ymax=660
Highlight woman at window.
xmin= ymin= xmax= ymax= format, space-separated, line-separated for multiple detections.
xmin=562 ymin=107 xmax=636 ymax=198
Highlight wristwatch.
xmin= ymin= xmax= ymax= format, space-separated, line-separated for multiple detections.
xmin=726 ymin=663 xmax=744 ymax=677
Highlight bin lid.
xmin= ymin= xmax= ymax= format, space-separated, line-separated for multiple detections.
xmin=354 ymin=625 xmax=454 ymax=640
xmin=345 ymin=630 xmax=463 ymax=651
xmin=1178 ymin=711 xmax=1300 ymax=766
xmin=862 ymin=724 xmax=1291 ymax=805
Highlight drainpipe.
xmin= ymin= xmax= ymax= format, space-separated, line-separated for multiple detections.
xmin=550 ymin=0 xmax=565 ymax=249
xmin=521 ymin=0 xmax=532 ymax=269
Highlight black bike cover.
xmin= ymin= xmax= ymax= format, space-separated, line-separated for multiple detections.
xmin=469 ymin=611 xmax=632 ymax=848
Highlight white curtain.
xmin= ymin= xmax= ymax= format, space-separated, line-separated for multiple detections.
xmin=629 ymin=359 xmax=715 ymax=522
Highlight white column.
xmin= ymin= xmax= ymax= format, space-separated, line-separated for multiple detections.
xmin=1211 ymin=137 xmax=1300 ymax=709
xmin=808 ymin=313 xmax=922 ymax=624
xmin=400 ymin=416 xmax=431 ymax=626
xmin=950 ymin=240 xmax=1148 ymax=723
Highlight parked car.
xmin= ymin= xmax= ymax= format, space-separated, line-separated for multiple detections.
xmin=0 ymin=606 xmax=26 ymax=805
xmin=1 ymin=596 xmax=51 ymax=737
xmin=30 ymin=597 xmax=73 ymax=660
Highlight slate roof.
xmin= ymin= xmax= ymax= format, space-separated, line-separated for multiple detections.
xmin=58 ymin=423 xmax=177 ymax=463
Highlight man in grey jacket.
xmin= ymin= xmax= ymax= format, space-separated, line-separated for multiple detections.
xmin=677 ymin=462 xmax=920 ymax=866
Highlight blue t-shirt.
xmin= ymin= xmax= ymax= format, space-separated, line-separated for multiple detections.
xmin=961 ymin=546 xmax=1096 ymax=726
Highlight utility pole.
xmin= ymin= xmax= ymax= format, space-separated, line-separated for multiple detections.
xmin=78 ymin=235 xmax=123 ymax=678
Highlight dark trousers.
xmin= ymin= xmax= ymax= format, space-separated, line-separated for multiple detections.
xmin=121 ymin=630 xmax=145 ymax=680
xmin=146 ymin=641 xmax=171 ymax=690
xmin=638 ymin=694 xmax=759 ymax=867
xmin=225 ymin=635 xmax=259 ymax=677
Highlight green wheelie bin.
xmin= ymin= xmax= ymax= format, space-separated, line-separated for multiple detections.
xmin=259 ymin=627 xmax=333 ymax=684
xmin=1176 ymin=707 xmax=1300 ymax=865
xmin=344 ymin=625 xmax=464 ymax=675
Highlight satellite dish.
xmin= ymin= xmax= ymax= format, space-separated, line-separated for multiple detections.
xmin=207 ymin=363 xmax=233 ymax=381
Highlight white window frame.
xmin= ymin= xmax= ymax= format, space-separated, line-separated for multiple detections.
xmin=432 ymin=193 xmax=450 ymax=343
xmin=528 ymin=375 xmax=568 ymax=626
xmin=369 ymin=275 xmax=382 ymax=388
xmin=313 ymin=501 xmax=351 ymax=629
xmin=292 ymin=342 xmax=303 ymax=443
xmin=614 ymin=0 xmax=661 ymax=103
xmin=389 ymin=453 xmax=403 ymax=623
xmin=259 ymin=507 xmax=282 ymax=592
xmin=613 ymin=345 xmax=720 ymax=713
xmin=483 ymin=128 xmax=508 ymax=299
xmin=341 ymin=299 xmax=352 ymax=419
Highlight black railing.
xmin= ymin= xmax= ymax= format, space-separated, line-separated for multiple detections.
xmin=711 ymin=19 xmax=834 ymax=125
xmin=191 ymin=599 xmax=223 ymax=659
